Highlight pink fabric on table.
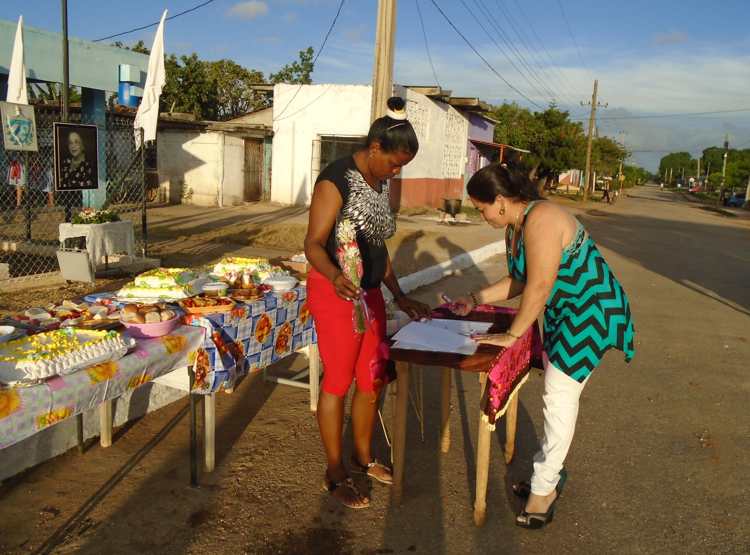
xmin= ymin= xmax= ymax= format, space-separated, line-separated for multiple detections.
xmin=474 ymin=305 xmax=543 ymax=425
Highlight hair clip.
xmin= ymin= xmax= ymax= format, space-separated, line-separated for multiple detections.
xmin=386 ymin=121 xmax=407 ymax=131
xmin=386 ymin=107 xmax=407 ymax=121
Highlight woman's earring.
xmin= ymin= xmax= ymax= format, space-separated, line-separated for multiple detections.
xmin=499 ymin=205 xmax=505 ymax=216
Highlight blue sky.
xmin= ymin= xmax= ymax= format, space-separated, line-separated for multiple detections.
xmin=2 ymin=0 xmax=750 ymax=170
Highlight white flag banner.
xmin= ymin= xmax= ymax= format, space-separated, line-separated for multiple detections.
xmin=134 ymin=10 xmax=167 ymax=148
xmin=6 ymin=15 xmax=28 ymax=105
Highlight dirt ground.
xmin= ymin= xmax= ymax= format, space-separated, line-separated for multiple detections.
xmin=1 ymin=187 xmax=748 ymax=554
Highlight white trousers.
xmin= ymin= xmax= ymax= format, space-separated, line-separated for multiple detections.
xmin=529 ymin=354 xmax=590 ymax=496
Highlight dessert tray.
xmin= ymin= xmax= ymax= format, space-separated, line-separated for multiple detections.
xmin=0 ymin=328 xmax=134 ymax=386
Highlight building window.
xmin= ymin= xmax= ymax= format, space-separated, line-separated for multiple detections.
xmin=311 ymin=135 xmax=366 ymax=182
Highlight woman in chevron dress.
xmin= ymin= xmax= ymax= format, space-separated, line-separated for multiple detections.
xmin=449 ymin=163 xmax=635 ymax=529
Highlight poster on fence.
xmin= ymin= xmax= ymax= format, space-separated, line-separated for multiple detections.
xmin=53 ymin=122 xmax=99 ymax=191
xmin=1 ymin=101 xmax=38 ymax=152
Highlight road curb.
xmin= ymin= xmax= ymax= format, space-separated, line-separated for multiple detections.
xmin=385 ymin=240 xmax=506 ymax=300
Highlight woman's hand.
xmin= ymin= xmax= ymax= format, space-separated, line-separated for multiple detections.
xmin=470 ymin=332 xmax=517 ymax=348
xmin=396 ymin=295 xmax=432 ymax=320
xmin=332 ymin=272 xmax=360 ymax=301
xmin=447 ymin=295 xmax=475 ymax=317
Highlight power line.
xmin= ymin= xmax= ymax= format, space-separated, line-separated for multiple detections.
xmin=572 ymin=108 xmax=750 ymax=121
xmin=556 ymin=0 xmax=588 ymax=72
xmin=415 ymin=0 xmax=441 ymax=88
xmin=428 ymin=0 xmax=544 ymax=109
xmin=274 ymin=0 xmax=346 ymax=121
xmin=461 ymin=0 xmax=556 ymax=104
xmin=503 ymin=0 xmax=582 ymax=105
xmin=93 ymin=0 xmax=217 ymax=42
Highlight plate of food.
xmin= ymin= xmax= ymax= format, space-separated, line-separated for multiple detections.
xmin=229 ymin=286 xmax=266 ymax=302
xmin=0 ymin=326 xmax=17 ymax=343
xmin=262 ymin=275 xmax=298 ymax=293
xmin=120 ymin=304 xmax=181 ymax=338
xmin=179 ymin=295 xmax=235 ymax=315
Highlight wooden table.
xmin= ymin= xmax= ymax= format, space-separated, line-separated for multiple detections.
xmin=389 ymin=310 xmax=525 ymax=527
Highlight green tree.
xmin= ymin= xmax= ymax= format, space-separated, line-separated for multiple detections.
xmin=269 ymin=47 xmax=315 ymax=84
xmin=205 ymin=59 xmax=265 ymax=120
xmin=491 ymin=102 xmax=542 ymax=150
xmin=28 ymin=83 xmax=81 ymax=105
xmin=658 ymin=152 xmax=693 ymax=182
xmin=160 ymin=53 xmax=218 ymax=119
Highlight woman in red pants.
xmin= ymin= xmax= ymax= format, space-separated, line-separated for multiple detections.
xmin=305 ymin=97 xmax=431 ymax=509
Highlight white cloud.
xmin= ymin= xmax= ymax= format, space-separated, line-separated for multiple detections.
xmin=227 ymin=1 xmax=269 ymax=20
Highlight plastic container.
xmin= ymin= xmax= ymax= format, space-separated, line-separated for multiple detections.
xmin=201 ymin=282 xmax=229 ymax=297
xmin=120 ymin=314 xmax=181 ymax=339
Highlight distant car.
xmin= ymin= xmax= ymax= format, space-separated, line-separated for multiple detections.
xmin=724 ymin=192 xmax=746 ymax=207
xmin=688 ymin=184 xmax=702 ymax=193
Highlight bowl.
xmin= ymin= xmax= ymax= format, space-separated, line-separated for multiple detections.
xmin=120 ymin=314 xmax=181 ymax=339
xmin=263 ymin=275 xmax=298 ymax=292
xmin=201 ymin=282 xmax=229 ymax=297
xmin=0 ymin=325 xmax=16 ymax=343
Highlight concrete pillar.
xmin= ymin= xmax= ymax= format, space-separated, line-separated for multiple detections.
xmin=81 ymin=87 xmax=107 ymax=209
xmin=263 ymin=135 xmax=272 ymax=201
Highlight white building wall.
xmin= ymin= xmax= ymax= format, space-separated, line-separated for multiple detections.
xmin=396 ymin=85 xmax=469 ymax=181
xmin=271 ymin=84 xmax=372 ymax=206
xmin=158 ymin=130 xmax=221 ymax=206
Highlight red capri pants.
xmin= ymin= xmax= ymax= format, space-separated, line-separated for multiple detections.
xmin=307 ymin=268 xmax=388 ymax=397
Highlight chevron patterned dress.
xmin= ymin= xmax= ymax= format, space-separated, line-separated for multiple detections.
xmin=507 ymin=202 xmax=635 ymax=382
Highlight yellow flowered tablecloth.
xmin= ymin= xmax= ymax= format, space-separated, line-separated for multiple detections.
xmin=0 ymin=326 xmax=204 ymax=449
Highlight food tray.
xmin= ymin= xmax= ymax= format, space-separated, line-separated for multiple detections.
xmin=178 ymin=298 xmax=236 ymax=315
xmin=0 ymin=334 xmax=135 ymax=386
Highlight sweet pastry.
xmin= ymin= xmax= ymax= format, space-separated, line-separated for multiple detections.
xmin=118 ymin=267 xmax=196 ymax=300
xmin=0 ymin=328 xmax=131 ymax=383
xmin=211 ymin=257 xmax=286 ymax=285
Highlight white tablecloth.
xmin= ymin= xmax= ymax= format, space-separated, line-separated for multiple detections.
xmin=58 ymin=221 xmax=135 ymax=266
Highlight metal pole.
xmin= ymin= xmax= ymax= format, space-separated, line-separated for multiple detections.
xmin=141 ymin=128 xmax=147 ymax=258
xmin=61 ymin=0 xmax=70 ymax=122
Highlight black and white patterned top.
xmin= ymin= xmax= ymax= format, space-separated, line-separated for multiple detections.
xmin=316 ymin=156 xmax=396 ymax=289
xmin=61 ymin=158 xmax=95 ymax=190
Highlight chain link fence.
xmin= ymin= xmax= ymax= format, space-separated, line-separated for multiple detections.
xmin=0 ymin=106 xmax=146 ymax=284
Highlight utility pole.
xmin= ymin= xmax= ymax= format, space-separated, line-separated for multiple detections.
xmin=61 ymin=0 xmax=70 ymax=122
xmin=581 ymin=80 xmax=607 ymax=201
xmin=371 ymin=0 xmax=397 ymax=123
xmin=696 ymin=158 xmax=701 ymax=184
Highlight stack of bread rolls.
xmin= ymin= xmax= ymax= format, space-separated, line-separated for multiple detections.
xmin=121 ymin=303 xmax=177 ymax=324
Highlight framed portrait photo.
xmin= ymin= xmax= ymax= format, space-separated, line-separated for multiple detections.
xmin=1 ymin=101 xmax=38 ymax=152
xmin=53 ymin=122 xmax=99 ymax=191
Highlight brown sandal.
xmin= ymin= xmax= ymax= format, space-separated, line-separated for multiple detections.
xmin=351 ymin=457 xmax=393 ymax=485
xmin=322 ymin=475 xmax=370 ymax=509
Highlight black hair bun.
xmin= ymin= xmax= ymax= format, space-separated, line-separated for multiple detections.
xmin=387 ymin=96 xmax=406 ymax=111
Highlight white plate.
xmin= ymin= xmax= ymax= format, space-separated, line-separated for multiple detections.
xmin=0 ymin=326 xmax=16 ymax=343
xmin=263 ymin=276 xmax=298 ymax=292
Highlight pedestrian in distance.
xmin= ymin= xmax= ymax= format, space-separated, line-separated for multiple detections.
xmin=304 ymin=96 xmax=431 ymax=510
xmin=447 ymin=163 xmax=636 ymax=529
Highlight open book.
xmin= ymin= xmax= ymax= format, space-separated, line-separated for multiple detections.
xmin=391 ymin=318 xmax=493 ymax=355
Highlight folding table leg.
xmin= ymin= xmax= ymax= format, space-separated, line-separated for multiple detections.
xmin=204 ymin=393 xmax=216 ymax=472
xmin=440 ymin=367 xmax=452 ymax=453
xmin=391 ymin=361 xmax=410 ymax=505
xmin=474 ymin=372 xmax=492 ymax=526
xmin=99 ymin=400 xmax=113 ymax=448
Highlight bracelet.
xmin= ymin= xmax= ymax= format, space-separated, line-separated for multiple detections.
xmin=507 ymin=330 xmax=520 ymax=339
xmin=470 ymin=292 xmax=480 ymax=306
